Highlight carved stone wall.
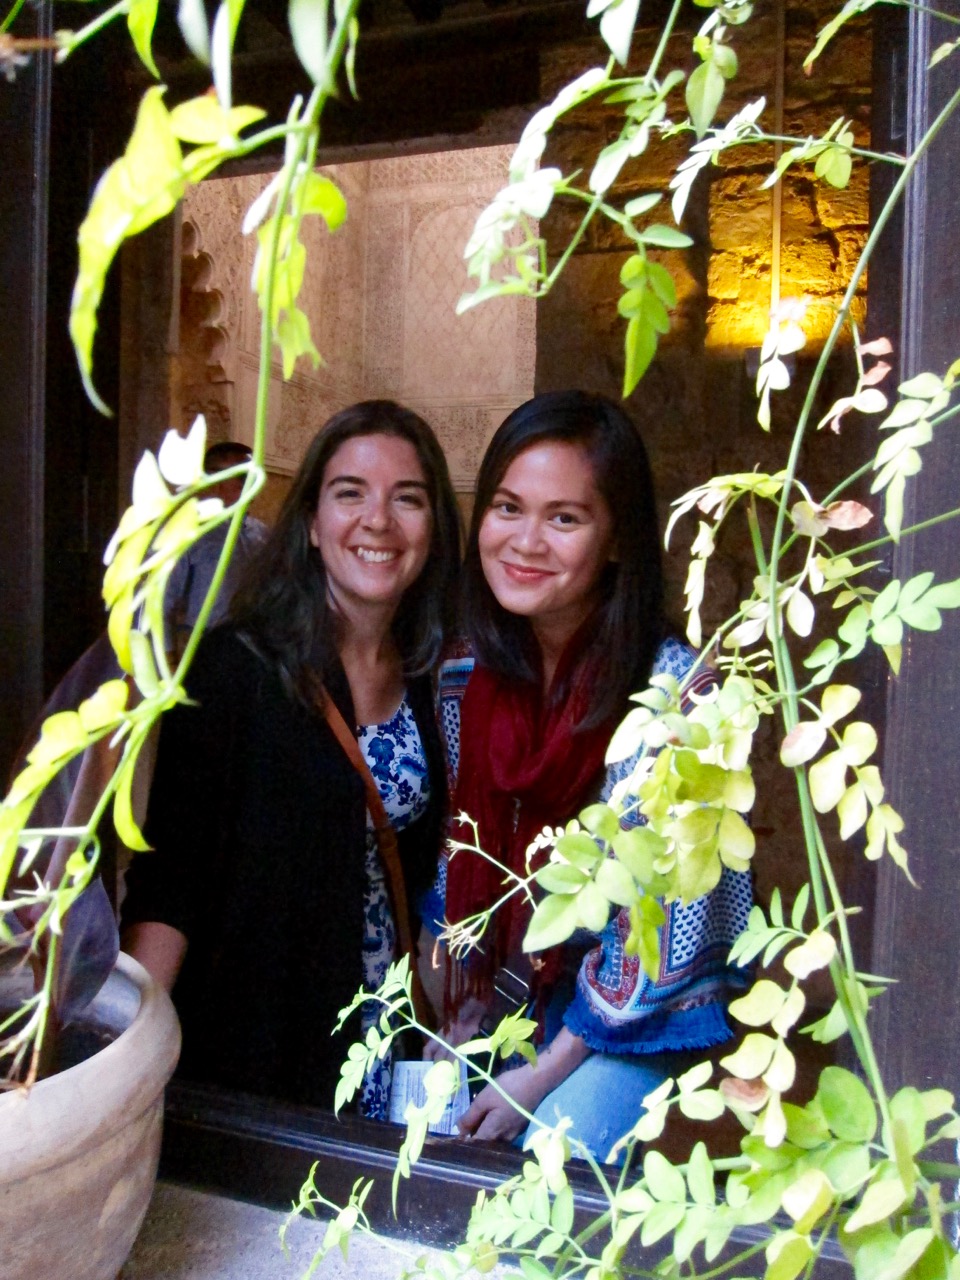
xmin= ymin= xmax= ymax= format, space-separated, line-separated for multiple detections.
xmin=177 ymin=145 xmax=535 ymax=491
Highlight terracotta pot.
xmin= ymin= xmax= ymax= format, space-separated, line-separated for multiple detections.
xmin=0 ymin=952 xmax=181 ymax=1279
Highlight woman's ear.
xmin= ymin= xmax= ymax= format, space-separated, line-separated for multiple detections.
xmin=308 ymin=519 xmax=320 ymax=550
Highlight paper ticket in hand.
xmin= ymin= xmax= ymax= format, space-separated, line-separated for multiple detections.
xmin=389 ymin=1060 xmax=471 ymax=1135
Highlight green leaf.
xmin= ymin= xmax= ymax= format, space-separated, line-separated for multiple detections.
xmin=899 ymin=371 xmax=943 ymax=399
xmin=678 ymin=1088 xmax=725 ymax=1121
xmin=720 ymin=1032 xmax=777 ymax=1080
xmin=639 ymin=1199 xmax=685 ymax=1247
xmin=780 ymin=721 xmax=827 ymax=767
xmin=289 ymin=0 xmax=333 ymax=87
xmin=844 ymin=1176 xmax=908 ymax=1233
xmin=766 ymin=1230 xmax=813 ymax=1280
xmin=555 ymin=831 xmax=604 ymax=871
xmin=805 ymin=0 xmax=880 ymax=73
xmin=643 ymin=1148 xmax=687 ymax=1202
xmin=595 ymin=857 xmax=639 ymax=907
xmin=536 ymin=862 xmax=588 ymax=894
xmin=791 ymin=884 xmax=810 ymax=931
xmin=677 ymin=1060 xmax=713 ymax=1094
xmin=524 ymin=893 xmax=581 ymax=952
xmin=128 ymin=0 xmax=161 ymax=79
xmin=623 ymin=313 xmax=658 ymax=396
xmin=784 ymin=931 xmax=836 ymax=979
xmin=838 ymin=781 xmax=868 ymax=839
xmin=729 ymin=979 xmax=787 ymax=1028
xmin=821 ymin=682 xmax=861 ymax=725
xmin=624 ymin=192 xmax=662 ymax=218
xmin=521 ymin=1258 xmax=553 ymax=1280
xmin=591 ymin=138 xmax=632 ymax=194
xmin=550 ymin=1184 xmax=575 ymax=1234
xmin=889 ymin=1088 xmax=927 ymax=1156
xmin=840 ymin=721 xmax=877 ymax=767
xmin=577 ymin=880 xmax=612 ymax=931
xmin=925 ymin=576 xmax=960 ymax=608
xmin=113 ymin=733 xmax=151 ymax=852
xmin=72 ymin=87 xmax=188 ymax=413
xmin=646 ymin=260 xmax=677 ymax=307
xmin=178 ymin=0 xmax=211 ymax=62
xmin=277 ymin=306 xmax=321 ymax=379
xmin=598 ymin=0 xmax=641 ymax=65
xmin=782 ymin=1168 xmax=833 ymax=1234
xmin=169 ymin=97 xmax=265 ymax=144
xmin=815 ymin=142 xmax=853 ymax=188
xmin=809 ymin=750 xmax=847 ymax=813
xmin=580 ymin=803 xmax=620 ymax=842
xmin=686 ymin=59 xmax=725 ymax=138
xmin=640 ymin=223 xmax=694 ymax=249
xmin=687 ymin=1142 xmax=715 ymax=1207
xmin=818 ymin=1066 xmax=878 ymax=1142
xmin=620 ymin=253 xmax=647 ymax=288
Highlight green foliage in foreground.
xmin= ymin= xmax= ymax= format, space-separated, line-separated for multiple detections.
xmin=3 ymin=0 xmax=960 ymax=1277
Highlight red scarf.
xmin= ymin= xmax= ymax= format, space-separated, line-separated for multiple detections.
xmin=446 ymin=628 xmax=613 ymax=997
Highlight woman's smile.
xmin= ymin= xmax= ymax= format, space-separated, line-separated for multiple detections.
xmin=352 ymin=545 xmax=401 ymax=564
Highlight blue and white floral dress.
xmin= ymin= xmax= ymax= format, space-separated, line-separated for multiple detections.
xmin=357 ymin=697 xmax=429 ymax=1120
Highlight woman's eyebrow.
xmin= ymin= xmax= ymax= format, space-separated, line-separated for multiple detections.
xmin=491 ymin=486 xmax=593 ymax=511
xmin=327 ymin=474 xmax=428 ymax=490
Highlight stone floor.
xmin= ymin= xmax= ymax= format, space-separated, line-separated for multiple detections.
xmin=121 ymin=1182 xmax=444 ymax=1280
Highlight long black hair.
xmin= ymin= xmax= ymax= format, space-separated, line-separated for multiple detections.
xmin=462 ymin=390 xmax=663 ymax=727
xmin=231 ymin=400 xmax=461 ymax=700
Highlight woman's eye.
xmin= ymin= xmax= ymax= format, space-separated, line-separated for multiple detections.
xmin=493 ymin=500 xmax=520 ymax=516
xmin=396 ymin=491 xmax=426 ymax=508
xmin=551 ymin=511 xmax=581 ymax=527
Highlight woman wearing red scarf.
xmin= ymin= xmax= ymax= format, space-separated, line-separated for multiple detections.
xmin=424 ymin=391 xmax=751 ymax=1160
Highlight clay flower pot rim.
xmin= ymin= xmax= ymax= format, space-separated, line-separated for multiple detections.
xmin=0 ymin=951 xmax=181 ymax=1184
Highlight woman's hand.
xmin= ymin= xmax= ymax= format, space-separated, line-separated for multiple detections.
xmin=457 ymin=1028 xmax=593 ymax=1143
xmin=456 ymin=1063 xmax=550 ymax=1142
xmin=423 ymin=995 xmax=488 ymax=1062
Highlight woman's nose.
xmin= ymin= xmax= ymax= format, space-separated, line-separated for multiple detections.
xmin=511 ymin=517 xmax=544 ymax=555
xmin=362 ymin=494 xmax=391 ymax=530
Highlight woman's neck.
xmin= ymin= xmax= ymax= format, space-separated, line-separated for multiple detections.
xmin=336 ymin=606 xmax=405 ymax=726
xmin=531 ymin=608 xmax=593 ymax=695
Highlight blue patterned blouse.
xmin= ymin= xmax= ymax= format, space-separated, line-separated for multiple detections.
xmin=357 ymin=697 xmax=429 ymax=1120
xmin=428 ymin=636 xmax=753 ymax=1057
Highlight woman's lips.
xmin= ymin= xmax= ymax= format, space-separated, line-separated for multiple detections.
xmin=500 ymin=562 xmax=555 ymax=583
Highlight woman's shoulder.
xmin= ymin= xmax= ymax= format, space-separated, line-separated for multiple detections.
xmin=651 ymin=634 xmax=717 ymax=701
xmin=181 ymin=625 xmax=282 ymax=712
xmin=438 ymin=638 xmax=476 ymax=702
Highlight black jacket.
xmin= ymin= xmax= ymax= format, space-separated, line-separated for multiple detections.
xmin=121 ymin=626 xmax=446 ymax=1109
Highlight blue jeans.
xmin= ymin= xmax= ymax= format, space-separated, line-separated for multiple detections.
xmin=519 ymin=1048 xmax=701 ymax=1165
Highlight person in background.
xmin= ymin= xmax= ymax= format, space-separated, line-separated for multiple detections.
xmin=163 ymin=440 xmax=268 ymax=659
xmin=122 ymin=401 xmax=460 ymax=1114
xmin=425 ymin=390 xmax=752 ymax=1161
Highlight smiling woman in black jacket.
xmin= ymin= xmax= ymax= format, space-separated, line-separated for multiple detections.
xmin=121 ymin=401 xmax=460 ymax=1113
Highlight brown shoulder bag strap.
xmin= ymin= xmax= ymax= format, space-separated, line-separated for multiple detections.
xmin=317 ymin=686 xmax=432 ymax=1028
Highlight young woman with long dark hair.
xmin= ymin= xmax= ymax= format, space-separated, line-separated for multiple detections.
xmin=122 ymin=401 xmax=460 ymax=1115
xmin=426 ymin=390 xmax=751 ymax=1159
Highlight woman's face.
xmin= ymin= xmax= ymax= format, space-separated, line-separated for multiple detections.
xmin=310 ymin=433 xmax=433 ymax=616
xmin=478 ymin=439 xmax=615 ymax=643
